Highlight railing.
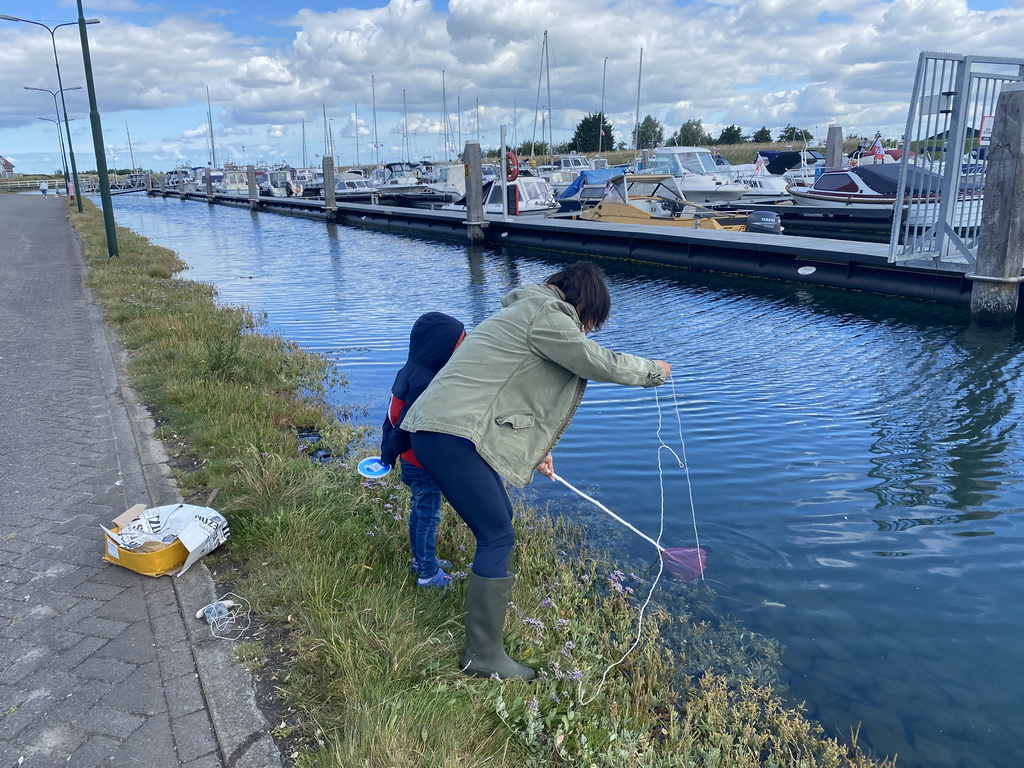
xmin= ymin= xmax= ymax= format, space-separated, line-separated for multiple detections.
xmin=0 ymin=176 xmax=100 ymax=194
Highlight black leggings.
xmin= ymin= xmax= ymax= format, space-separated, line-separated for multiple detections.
xmin=409 ymin=431 xmax=514 ymax=578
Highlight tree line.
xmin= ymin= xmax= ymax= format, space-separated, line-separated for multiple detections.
xmin=513 ymin=113 xmax=825 ymax=156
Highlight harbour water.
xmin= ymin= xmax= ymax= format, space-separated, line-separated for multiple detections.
xmin=111 ymin=194 xmax=1024 ymax=768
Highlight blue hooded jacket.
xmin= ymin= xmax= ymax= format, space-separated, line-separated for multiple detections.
xmin=380 ymin=312 xmax=465 ymax=467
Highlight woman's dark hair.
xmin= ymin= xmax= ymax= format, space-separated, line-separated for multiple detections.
xmin=546 ymin=261 xmax=611 ymax=333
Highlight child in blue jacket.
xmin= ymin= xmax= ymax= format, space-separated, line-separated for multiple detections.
xmin=380 ymin=312 xmax=465 ymax=588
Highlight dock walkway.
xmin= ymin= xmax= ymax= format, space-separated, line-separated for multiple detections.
xmin=0 ymin=193 xmax=280 ymax=767
xmin=153 ymin=186 xmax=982 ymax=309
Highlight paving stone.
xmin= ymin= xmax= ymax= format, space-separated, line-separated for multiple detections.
xmin=171 ymin=709 xmax=219 ymax=764
xmin=74 ymin=703 xmax=147 ymax=739
xmin=165 ymin=672 xmax=206 ymax=718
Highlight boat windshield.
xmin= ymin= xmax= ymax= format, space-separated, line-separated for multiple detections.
xmin=651 ymin=150 xmax=718 ymax=176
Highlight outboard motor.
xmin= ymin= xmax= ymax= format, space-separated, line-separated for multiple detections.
xmin=745 ymin=210 xmax=782 ymax=235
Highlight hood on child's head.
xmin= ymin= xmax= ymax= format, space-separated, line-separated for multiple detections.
xmin=407 ymin=312 xmax=465 ymax=373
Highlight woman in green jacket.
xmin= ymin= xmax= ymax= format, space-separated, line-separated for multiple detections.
xmin=402 ymin=261 xmax=671 ymax=680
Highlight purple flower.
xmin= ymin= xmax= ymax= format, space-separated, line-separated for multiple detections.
xmin=561 ymin=641 xmax=575 ymax=657
xmin=539 ymin=596 xmax=555 ymax=609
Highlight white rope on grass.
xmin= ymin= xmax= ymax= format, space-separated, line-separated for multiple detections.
xmin=570 ymin=374 xmax=702 ymax=706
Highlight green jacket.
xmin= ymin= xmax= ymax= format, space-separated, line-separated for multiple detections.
xmin=401 ymin=283 xmax=667 ymax=487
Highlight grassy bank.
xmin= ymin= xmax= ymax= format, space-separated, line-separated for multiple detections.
xmin=71 ymin=198 xmax=892 ymax=767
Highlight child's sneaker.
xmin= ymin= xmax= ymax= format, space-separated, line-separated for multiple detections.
xmin=416 ymin=569 xmax=452 ymax=590
xmin=409 ymin=558 xmax=453 ymax=574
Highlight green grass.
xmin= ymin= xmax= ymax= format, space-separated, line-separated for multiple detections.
xmin=72 ymin=198 xmax=894 ymax=767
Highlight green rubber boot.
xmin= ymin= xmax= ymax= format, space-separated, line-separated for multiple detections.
xmin=460 ymin=573 xmax=536 ymax=680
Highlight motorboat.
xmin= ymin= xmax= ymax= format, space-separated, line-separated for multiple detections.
xmin=759 ymin=148 xmax=827 ymax=187
xmin=536 ymin=153 xmax=593 ymax=194
xmin=727 ymin=156 xmax=792 ymax=199
xmin=257 ymin=169 xmax=300 ymax=197
xmin=443 ymin=176 xmax=559 ymax=216
xmin=392 ymin=163 xmax=466 ymax=208
xmin=555 ymin=167 xmax=626 ymax=213
xmin=581 ymin=174 xmax=781 ymax=234
xmin=320 ymin=172 xmax=376 ymax=203
xmin=644 ymin=146 xmax=749 ymax=203
xmin=787 ymin=163 xmax=983 ymax=228
xmin=370 ymin=162 xmax=432 ymax=203
xmin=213 ymin=169 xmax=250 ymax=197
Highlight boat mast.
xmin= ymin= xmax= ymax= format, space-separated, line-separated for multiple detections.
xmin=301 ymin=118 xmax=307 ymax=168
xmin=531 ymin=32 xmax=545 ymax=165
xmin=512 ymin=100 xmax=517 ymax=151
xmin=403 ymin=89 xmax=410 ymax=162
xmin=354 ymin=103 xmax=360 ymax=166
xmin=441 ymin=69 xmax=453 ymax=163
xmin=371 ymin=74 xmax=380 ymax=166
xmin=125 ymin=122 xmax=136 ymax=173
xmin=633 ymin=47 xmax=643 ymax=162
xmin=545 ymin=30 xmax=553 ymax=166
xmin=322 ymin=103 xmax=330 ymax=162
xmin=598 ymin=57 xmax=608 ymax=156
xmin=206 ymin=86 xmax=217 ymax=169
xmin=475 ymin=96 xmax=480 ymax=143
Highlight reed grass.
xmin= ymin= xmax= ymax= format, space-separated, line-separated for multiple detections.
xmin=71 ymin=198 xmax=893 ymax=767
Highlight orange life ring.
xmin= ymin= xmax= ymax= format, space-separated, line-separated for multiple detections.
xmin=506 ymin=151 xmax=520 ymax=182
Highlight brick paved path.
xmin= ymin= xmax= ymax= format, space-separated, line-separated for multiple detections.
xmin=0 ymin=193 xmax=280 ymax=767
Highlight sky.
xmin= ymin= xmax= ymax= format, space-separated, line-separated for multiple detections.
xmin=1 ymin=0 xmax=1022 ymax=174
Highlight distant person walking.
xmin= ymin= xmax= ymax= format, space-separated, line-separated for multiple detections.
xmin=39 ymin=181 xmax=49 ymax=198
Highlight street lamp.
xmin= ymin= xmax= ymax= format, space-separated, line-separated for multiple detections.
xmin=1 ymin=14 xmax=99 ymax=213
xmin=38 ymin=117 xmax=76 ymax=191
xmin=25 ymin=85 xmax=83 ymax=199
xmin=76 ymin=0 xmax=118 ymax=257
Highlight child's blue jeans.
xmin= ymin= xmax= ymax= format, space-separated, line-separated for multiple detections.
xmin=401 ymin=460 xmax=443 ymax=579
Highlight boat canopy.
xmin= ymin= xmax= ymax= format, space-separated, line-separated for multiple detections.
xmin=763 ymin=150 xmax=823 ymax=175
xmin=599 ymin=174 xmax=686 ymax=205
xmin=851 ymin=163 xmax=943 ymax=195
xmin=556 ymin=168 xmax=623 ymax=199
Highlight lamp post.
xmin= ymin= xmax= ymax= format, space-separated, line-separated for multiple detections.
xmin=0 ymin=14 xmax=99 ymax=213
xmin=38 ymin=117 xmax=70 ymax=193
xmin=76 ymin=0 xmax=118 ymax=257
xmin=25 ymin=85 xmax=82 ymax=199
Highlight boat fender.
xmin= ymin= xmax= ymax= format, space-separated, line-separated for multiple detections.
xmin=506 ymin=151 xmax=520 ymax=182
xmin=745 ymin=210 xmax=782 ymax=235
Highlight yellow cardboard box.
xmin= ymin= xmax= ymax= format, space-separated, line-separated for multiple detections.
xmin=102 ymin=504 xmax=190 ymax=578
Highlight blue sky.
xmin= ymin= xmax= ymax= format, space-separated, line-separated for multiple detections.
xmin=2 ymin=0 xmax=1022 ymax=174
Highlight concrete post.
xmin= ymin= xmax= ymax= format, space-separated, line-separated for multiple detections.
xmin=970 ymin=83 xmax=1024 ymax=323
xmin=247 ymin=165 xmax=258 ymax=210
xmin=205 ymin=167 xmax=213 ymax=201
xmin=158 ymin=173 xmax=165 ymax=194
xmin=322 ymin=156 xmax=336 ymax=214
xmin=464 ymin=141 xmax=487 ymax=244
xmin=825 ymin=125 xmax=844 ymax=169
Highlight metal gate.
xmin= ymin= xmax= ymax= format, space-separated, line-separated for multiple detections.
xmin=889 ymin=52 xmax=1024 ymax=263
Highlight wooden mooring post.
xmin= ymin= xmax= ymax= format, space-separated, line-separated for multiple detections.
xmin=825 ymin=125 xmax=844 ymax=169
xmin=464 ymin=141 xmax=486 ymax=244
xmin=246 ymin=165 xmax=258 ymax=210
xmin=970 ymin=83 xmax=1024 ymax=322
xmin=322 ymin=156 xmax=336 ymax=220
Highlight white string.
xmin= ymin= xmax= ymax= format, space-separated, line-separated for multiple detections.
xmin=570 ymin=373 xmax=703 ymax=705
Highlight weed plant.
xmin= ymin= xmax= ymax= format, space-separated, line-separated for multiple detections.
xmin=72 ymin=199 xmax=892 ymax=767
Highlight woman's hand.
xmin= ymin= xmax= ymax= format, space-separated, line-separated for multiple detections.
xmin=656 ymin=360 xmax=672 ymax=379
xmin=537 ymin=453 xmax=555 ymax=481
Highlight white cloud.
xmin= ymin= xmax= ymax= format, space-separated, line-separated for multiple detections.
xmin=3 ymin=0 xmax=1023 ymax=172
